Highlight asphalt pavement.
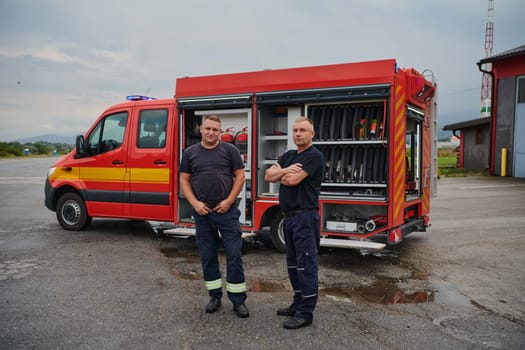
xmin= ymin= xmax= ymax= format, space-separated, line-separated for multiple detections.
xmin=0 ymin=157 xmax=524 ymax=349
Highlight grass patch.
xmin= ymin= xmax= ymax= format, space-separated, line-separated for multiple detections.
xmin=439 ymin=167 xmax=487 ymax=177
xmin=438 ymin=156 xmax=456 ymax=168
xmin=437 ymin=148 xmax=458 ymax=170
xmin=437 ymin=148 xmax=487 ymax=177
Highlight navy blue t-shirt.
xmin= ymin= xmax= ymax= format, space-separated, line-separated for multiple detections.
xmin=179 ymin=142 xmax=244 ymax=206
xmin=278 ymin=145 xmax=324 ymax=213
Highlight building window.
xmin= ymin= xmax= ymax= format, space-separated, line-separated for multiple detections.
xmin=518 ymin=77 xmax=525 ymax=104
xmin=475 ymin=127 xmax=484 ymax=145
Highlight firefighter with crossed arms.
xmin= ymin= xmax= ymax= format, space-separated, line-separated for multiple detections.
xmin=265 ymin=116 xmax=324 ymax=329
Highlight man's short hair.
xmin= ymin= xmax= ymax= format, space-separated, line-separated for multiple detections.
xmin=204 ymin=115 xmax=221 ymax=124
xmin=294 ymin=116 xmax=314 ymax=129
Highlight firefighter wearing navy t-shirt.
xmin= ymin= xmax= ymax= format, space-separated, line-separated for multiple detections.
xmin=179 ymin=115 xmax=249 ymax=318
xmin=265 ymin=116 xmax=324 ymax=329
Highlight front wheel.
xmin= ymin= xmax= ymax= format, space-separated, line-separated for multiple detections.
xmin=56 ymin=192 xmax=91 ymax=230
xmin=270 ymin=212 xmax=286 ymax=253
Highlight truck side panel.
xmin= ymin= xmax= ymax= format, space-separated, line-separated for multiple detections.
xmin=126 ymin=103 xmax=175 ymax=221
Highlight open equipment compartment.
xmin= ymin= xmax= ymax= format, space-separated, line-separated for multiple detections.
xmin=177 ymin=97 xmax=254 ymax=226
xmin=306 ymin=95 xmax=391 ymax=237
xmin=257 ymin=105 xmax=301 ymax=196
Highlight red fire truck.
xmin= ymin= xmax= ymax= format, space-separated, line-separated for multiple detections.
xmin=45 ymin=59 xmax=437 ymax=252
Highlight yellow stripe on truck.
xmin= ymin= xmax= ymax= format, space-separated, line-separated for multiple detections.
xmin=129 ymin=168 xmax=170 ymax=183
xmin=49 ymin=167 xmax=169 ymax=184
xmin=80 ymin=167 xmax=127 ymax=182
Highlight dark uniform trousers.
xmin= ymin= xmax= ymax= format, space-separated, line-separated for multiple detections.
xmin=283 ymin=209 xmax=320 ymax=320
xmin=193 ymin=206 xmax=247 ymax=305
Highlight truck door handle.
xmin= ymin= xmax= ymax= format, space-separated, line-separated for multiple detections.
xmin=154 ymin=159 xmax=167 ymax=165
xmin=112 ymin=160 xmax=124 ymax=165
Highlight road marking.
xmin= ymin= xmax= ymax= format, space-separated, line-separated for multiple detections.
xmin=0 ymin=177 xmax=45 ymax=184
xmin=460 ymin=184 xmax=525 ymax=190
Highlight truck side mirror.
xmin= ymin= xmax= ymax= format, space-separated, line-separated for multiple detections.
xmin=74 ymin=135 xmax=87 ymax=158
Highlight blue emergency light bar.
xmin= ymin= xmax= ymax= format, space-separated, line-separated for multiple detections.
xmin=126 ymin=95 xmax=156 ymax=101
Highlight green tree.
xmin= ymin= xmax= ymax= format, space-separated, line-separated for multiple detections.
xmin=32 ymin=142 xmax=51 ymax=155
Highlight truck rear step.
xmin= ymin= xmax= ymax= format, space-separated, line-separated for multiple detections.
xmin=163 ymin=227 xmax=256 ymax=239
xmin=320 ymin=238 xmax=385 ymax=250
xmin=164 ymin=227 xmax=385 ymax=250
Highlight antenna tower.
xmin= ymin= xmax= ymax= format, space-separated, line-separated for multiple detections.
xmin=480 ymin=0 xmax=494 ymax=118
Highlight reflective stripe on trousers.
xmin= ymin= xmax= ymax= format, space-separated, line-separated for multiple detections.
xmin=194 ymin=206 xmax=247 ymax=305
xmin=205 ymin=278 xmax=222 ymax=291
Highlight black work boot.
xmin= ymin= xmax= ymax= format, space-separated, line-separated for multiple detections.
xmin=233 ymin=303 xmax=249 ymax=318
xmin=205 ymin=296 xmax=221 ymax=313
xmin=283 ymin=317 xmax=312 ymax=329
xmin=276 ymin=303 xmax=296 ymax=317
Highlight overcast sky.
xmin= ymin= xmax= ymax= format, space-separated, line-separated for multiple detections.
xmin=0 ymin=0 xmax=523 ymax=142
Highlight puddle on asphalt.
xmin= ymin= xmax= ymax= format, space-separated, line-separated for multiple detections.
xmin=249 ymin=278 xmax=287 ymax=292
xmin=161 ymin=247 xmax=202 ymax=280
xmin=171 ymin=269 xmax=200 ymax=280
xmin=353 ymin=279 xmax=434 ymax=303
xmin=161 ymin=244 xmax=435 ymax=304
xmin=161 ymin=247 xmax=288 ymax=290
xmin=321 ymin=278 xmax=434 ymax=304
xmin=431 ymin=278 xmax=474 ymax=309
xmin=160 ymin=247 xmax=201 ymax=262
xmin=160 ymin=246 xmax=472 ymax=307
xmin=359 ymin=249 xmax=400 ymax=258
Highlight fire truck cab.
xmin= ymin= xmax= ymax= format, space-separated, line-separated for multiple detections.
xmin=45 ymin=59 xmax=437 ymax=252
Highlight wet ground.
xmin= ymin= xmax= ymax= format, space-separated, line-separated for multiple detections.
xmin=1 ymin=157 xmax=524 ymax=349
xmin=158 ymin=233 xmax=464 ymax=307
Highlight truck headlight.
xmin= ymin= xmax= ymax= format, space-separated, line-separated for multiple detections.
xmin=47 ymin=167 xmax=56 ymax=178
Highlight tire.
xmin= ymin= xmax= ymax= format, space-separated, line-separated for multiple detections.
xmin=270 ymin=212 xmax=286 ymax=253
xmin=56 ymin=192 xmax=91 ymax=231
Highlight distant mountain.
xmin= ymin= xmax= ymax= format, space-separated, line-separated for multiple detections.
xmin=438 ymin=128 xmax=452 ymax=140
xmin=16 ymin=134 xmax=75 ymax=145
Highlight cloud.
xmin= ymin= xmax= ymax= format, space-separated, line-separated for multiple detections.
xmin=0 ymin=0 xmax=524 ymax=141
